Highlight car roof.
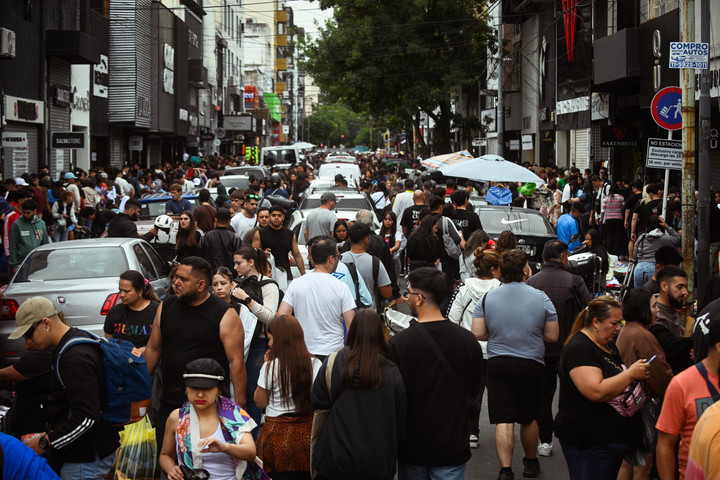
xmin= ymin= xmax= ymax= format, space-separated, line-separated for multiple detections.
xmin=29 ymin=238 xmax=143 ymax=251
xmin=304 ymin=191 xmax=366 ymax=198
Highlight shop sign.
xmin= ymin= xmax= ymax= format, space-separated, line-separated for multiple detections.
xmin=4 ymin=95 xmax=44 ymax=124
xmin=52 ymin=86 xmax=73 ymax=108
xmin=224 ymin=115 xmax=253 ymax=131
xmin=1 ymin=132 xmax=27 ymax=148
xmin=128 ymin=136 xmax=144 ymax=151
xmin=601 ymin=126 xmax=639 ymax=148
xmin=51 ymin=132 xmax=85 ymax=149
xmin=94 ymin=55 xmax=109 ymax=98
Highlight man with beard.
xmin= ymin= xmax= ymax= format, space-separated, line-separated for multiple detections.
xmin=253 ymin=205 xmax=305 ymax=283
xmin=144 ymin=256 xmax=246 ymax=445
xmin=651 ymin=265 xmax=692 ymax=374
xmin=107 ymin=198 xmax=157 ymax=240
xmin=389 ymin=268 xmax=483 ymax=479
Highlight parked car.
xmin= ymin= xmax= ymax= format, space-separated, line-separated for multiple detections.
xmin=324 ymin=154 xmax=357 ymax=164
xmin=475 ymin=205 xmax=557 ymax=271
xmin=0 ymin=238 xmax=171 ymax=363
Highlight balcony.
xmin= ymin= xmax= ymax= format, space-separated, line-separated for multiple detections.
xmin=45 ymin=30 xmax=99 ymax=64
xmin=593 ymin=28 xmax=641 ymax=90
xmin=275 ymin=34 xmax=288 ymax=47
xmin=275 ymin=57 xmax=287 ymax=71
xmin=274 ymin=81 xmax=286 ymax=96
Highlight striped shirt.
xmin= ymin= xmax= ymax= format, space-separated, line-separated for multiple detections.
xmin=603 ymin=194 xmax=625 ymax=221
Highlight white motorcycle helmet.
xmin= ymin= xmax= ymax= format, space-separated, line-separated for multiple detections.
xmin=154 ymin=214 xmax=174 ymax=232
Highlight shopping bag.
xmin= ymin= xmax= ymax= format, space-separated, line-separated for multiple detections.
xmin=111 ymin=416 xmax=159 ymax=480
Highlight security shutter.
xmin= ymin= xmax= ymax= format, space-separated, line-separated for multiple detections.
xmin=109 ymin=126 xmax=126 ymax=168
xmin=48 ymin=57 xmax=71 ymax=178
xmin=571 ymin=128 xmax=590 ymax=172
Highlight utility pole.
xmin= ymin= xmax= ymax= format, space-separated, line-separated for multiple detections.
xmin=680 ymin=0 xmax=696 ymax=300
xmin=697 ymin=0 xmax=711 ymax=302
xmin=496 ymin=0 xmax=504 ymax=158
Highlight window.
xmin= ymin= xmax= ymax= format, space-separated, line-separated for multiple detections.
xmin=142 ymin=244 xmax=169 ymax=278
xmin=15 ymin=247 xmax=129 ymax=282
xmin=133 ymin=244 xmax=157 ymax=280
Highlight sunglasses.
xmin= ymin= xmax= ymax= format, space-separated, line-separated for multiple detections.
xmin=24 ymin=321 xmax=41 ymax=339
xmin=246 ymin=194 xmax=260 ymax=200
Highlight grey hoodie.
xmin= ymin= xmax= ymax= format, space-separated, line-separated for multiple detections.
xmin=633 ymin=227 xmax=681 ymax=263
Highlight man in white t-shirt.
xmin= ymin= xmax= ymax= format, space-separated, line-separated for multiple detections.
xmin=231 ymin=190 xmax=259 ymax=239
xmin=276 ymin=236 xmax=355 ymax=359
xmin=341 ymin=223 xmax=392 ymax=310
xmin=113 ymin=170 xmax=134 ymax=198
xmin=392 ymin=179 xmax=416 ymax=221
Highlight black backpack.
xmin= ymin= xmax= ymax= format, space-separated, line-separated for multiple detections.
xmin=234 ymin=275 xmax=284 ymax=305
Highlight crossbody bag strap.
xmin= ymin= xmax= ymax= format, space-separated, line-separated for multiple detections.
xmin=414 ymin=323 xmax=467 ymax=396
xmin=325 ymin=350 xmax=339 ymax=402
xmin=696 ymin=362 xmax=720 ymax=402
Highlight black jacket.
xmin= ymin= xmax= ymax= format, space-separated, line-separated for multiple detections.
xmin=198 ymin=226 xmax=241 ymax=271
xmin=526 ymin=262 xmax=592 ymax=357
xmin=47 ymin=328 xmax=119 ymax=463
xmin=107 ymin=213 xmax=154 ymax=242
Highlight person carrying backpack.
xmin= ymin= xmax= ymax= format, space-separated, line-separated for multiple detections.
xmin=231 ymin=245 xmax=281 ymax=428
xmin=8 ymin=297 xmax=120 ymax=479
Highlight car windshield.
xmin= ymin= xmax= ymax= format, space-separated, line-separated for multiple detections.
xmin=220 ymin=177 xmax=250 ymax=190
xmin=142 ymin=198 xmax=199 ymax=218
xmin=479 ymin=209 xmax=555 ymax=235
xmin=318 ymin=165 xmax=360 ymax=179
xmin=263 ymin=149 xmax=297 ymax=165
xmin=300 ymin=196 xmax=370 ymax=210
xmin=14 ymin=247 xmax=129 ymax=282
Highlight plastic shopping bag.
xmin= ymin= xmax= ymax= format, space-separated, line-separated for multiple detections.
xmin=111 ymin=416 xmax=159 ymax=480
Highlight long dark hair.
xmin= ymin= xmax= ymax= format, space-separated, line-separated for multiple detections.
xmin=176 ymin=211 xmax=199 ymax=251
xmin=343 ymin=309 xmax=390 ymax=390
xmin=495 ymin=230 xmax=516 ymax=254
xmin=622 ymin=289 xmax=655 ymax=326
xmin=235 ymin=245 xmax=270 ymax=276
xmin=265 ymin=315 xmax=314 ymax=413
xmin=379 ymin=211 xmax=397 ymax=238
xmin=119 ymin=270 xmax=160 ymax=301
xmin=333 ymin=220 xmax=349 ymax=242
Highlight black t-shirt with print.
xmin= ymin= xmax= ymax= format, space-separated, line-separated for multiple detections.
xmin=103 ymin=301 xmax=160 ymax=348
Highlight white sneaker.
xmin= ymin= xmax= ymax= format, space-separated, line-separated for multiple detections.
xmin=537 ymin=442 xmax=552 ymax=457
xmin=469 ymin=435 xmax=479 ymax=448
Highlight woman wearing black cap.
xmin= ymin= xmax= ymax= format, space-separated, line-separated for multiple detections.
xmin=159 ymin=358 xmax=259 ymax=480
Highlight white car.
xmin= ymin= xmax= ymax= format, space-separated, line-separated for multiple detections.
xmin=317 ymin=163 xmax=362 ymax=184
xmin=202 ymin=175 xmax=251 ymax=204
xmin=324 ymin=154 xmax=357 ymax=164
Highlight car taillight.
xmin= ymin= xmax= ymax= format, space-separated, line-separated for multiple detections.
xmin=0 ymin=299 xmax=19 ymax=321
xmin=101 ymin=293 xmax=120 ymax=315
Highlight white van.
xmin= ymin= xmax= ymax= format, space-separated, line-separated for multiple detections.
xmin=260 ymin=145 xmax=301 ymax=168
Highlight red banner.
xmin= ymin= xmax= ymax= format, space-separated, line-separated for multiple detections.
xmin=562 ymin=0 xmax=579 ymax=62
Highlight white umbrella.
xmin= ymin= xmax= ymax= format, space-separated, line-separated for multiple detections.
xmin=439 ymin=154 xmax=545 ymax=185
xmin=293 ymin=141 xmax=315 ymax=149
xmin=421 ymin=150 xmax=473 ymax=170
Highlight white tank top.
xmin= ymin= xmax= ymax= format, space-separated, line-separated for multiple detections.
xmin=198 ymin=423 xmax=237 ymax=480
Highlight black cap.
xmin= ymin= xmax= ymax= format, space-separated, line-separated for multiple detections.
xmin=183 ymin=358 xmax=225 ymax=389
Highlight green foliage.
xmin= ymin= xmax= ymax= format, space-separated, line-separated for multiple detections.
xmin=307 ymin=103 xmax=367 ymax=147
xmin=302 ymin=0 xmax=495 ymax=153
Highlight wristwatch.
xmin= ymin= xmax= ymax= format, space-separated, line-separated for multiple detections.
xmin=243 ymin=296 xmax=253 ymax=306
xmin=39 ymin=435 xmax=50 ymax=450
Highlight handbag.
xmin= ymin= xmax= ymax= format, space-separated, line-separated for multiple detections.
xmin=606 ymin=365 xmax=647 ymax=417
xmin=441 ymin=217 xmax=462 ymax=260
xmin=382 ymin=299 xmax=417 ymax=337
xmin=310 ymin=350 xmax=340 ymax=480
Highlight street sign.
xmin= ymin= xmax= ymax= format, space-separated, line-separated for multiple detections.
xmin=650 ymin=87 xmax=682 ymax=130
xmin=471 ymin=137 xmax=485 ymax=147
xmin=669 ymin=42 xmax=709 ymax=69
xmin=646 ymin=138 xmax=682 ymax=170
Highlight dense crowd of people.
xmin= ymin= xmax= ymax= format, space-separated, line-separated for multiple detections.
xmin=0 ymin=151 xmax=720 ymax=480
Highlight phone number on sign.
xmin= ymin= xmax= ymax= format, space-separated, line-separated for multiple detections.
xmin=670 ymin=61 xmax=708 ymax=69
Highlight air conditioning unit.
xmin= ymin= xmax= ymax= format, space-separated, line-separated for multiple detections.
xmin=0 ymin=28 xmax=16 ymax=59
xmin=227 ymin=76 xmax=238 ymax=87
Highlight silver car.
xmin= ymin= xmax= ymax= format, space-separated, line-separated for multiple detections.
xmin=0 ymin=238 xmax=171 ymax=362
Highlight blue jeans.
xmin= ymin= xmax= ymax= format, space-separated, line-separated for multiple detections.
xmin=60 ymin=452 xmax=115 ymax=480
xmin=633 ymin=262 xmax=655 ymax=288
xmin=560 ymin=440 xmax=629 ymax=480
xmin=398 ymin=462 xmax=466 ymax=480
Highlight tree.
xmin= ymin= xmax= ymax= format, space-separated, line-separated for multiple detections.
xmin=307 ymin=103 xmax=366 ymax=147
xmin=302 ymin=0 xmax=495 ymax=155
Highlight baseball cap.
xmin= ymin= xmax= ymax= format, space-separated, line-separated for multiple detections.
xmin=183 ymin=358 xmax=225 ymax=389
xmin=13 ymin=177 xmax=29 ymax=186
xmin=9 ymin=297 xmax=58 ymax=340
xmin=64 ymin=172 xmax=77 ymax=180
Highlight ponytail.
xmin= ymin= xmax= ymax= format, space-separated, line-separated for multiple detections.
xmin=235 ymin=245 xmax=271 ymax=277
xmin=565 ymin=295 xmax=621 ymax=346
